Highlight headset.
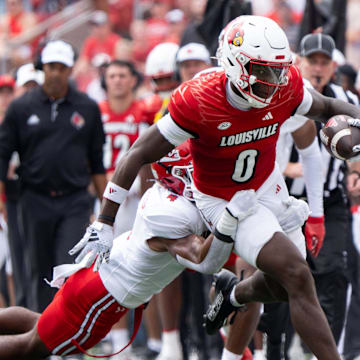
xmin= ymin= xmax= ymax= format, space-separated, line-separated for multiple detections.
xmin=100 ymin=59 xmax=143 ymax=92
xmin=33 ymin=39 xmax=78 ymax=71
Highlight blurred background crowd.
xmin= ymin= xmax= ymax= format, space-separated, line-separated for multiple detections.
xmin=1 ymin=0 xmax=360 ymax=360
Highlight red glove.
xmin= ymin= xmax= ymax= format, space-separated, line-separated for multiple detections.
xmin=305 ymin=216 xmax=325 ymax=257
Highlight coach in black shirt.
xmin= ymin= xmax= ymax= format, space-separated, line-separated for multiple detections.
xmin=0 ymin=40 xmax=107 ymax=312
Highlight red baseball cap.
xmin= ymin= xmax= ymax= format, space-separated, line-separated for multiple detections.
xmin=0 ymin=74 xmax=15 ymax=89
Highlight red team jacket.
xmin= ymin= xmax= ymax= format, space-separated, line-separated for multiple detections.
xmin=168 ymin=66 xmax=305 ymax=200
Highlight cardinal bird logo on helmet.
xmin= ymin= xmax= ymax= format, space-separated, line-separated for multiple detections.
xmin=229 ymin=26 xmax=244 ymax=47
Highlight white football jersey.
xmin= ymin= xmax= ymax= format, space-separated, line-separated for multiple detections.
xmin=99 ymin=183 xmax=207 ymax=308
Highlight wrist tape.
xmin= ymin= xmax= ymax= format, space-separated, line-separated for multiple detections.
xmin=214 ymin=208 xmax=238 ymax=243
xmin=103 ymin=181 xmax=128 ymax=205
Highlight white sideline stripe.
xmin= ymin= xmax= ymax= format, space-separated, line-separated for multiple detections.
xmin=62 ymin=298 xmax=116 ymax=356
xmin=52 ymin=293 xmax=112 ymax=355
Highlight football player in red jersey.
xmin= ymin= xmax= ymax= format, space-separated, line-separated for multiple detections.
xmin=100 ymin=60 xmax=152 ymax=177
xmin=72 ymin=16 xmax=360 ymax=360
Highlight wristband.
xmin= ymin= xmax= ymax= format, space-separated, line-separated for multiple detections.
xmin=307 ymin=216 xmax=324 ymax=224
xmin=0 ymin=193 xmax=6 ymax=202
xmin=214 ymin=228 xmax=234 ymax=243
xmin=98 ymin=214 xmax=116 ymax=223
xmin=103 ymin=181 xmax=128 ymax=204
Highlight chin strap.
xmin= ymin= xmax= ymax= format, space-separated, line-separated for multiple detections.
xmin=70 ymin=304 xmax=145 ymax=358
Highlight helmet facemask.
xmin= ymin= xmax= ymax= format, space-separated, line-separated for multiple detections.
xmin=171 ymin=163 xmax=194 ymax=201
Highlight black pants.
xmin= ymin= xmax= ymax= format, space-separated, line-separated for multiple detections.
xmin=6 ymin=199 xmax=28 ymax=307
xmin=343 ymin=226 xmax=360 ymax=360
xmin=258 ymin=302 xmax=291 ymax=360
xmin=307 ymin=201 xmax=350 ymax=345
xmin=180 ymin=272 xmax=222 ymax=360
xmin=18 ymin=188 xmax=91 ymax=312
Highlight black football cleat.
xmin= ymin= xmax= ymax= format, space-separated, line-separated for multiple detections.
xmin=204 ymin=269 xmax=245 ymax=335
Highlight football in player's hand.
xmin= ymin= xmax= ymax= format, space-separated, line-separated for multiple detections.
xmin=320 ymin=115 xmax=360 ymax=160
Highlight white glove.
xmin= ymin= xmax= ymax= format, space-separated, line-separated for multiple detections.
xmin=69 ymin=221 xmax=114 ymax=272
xmin=279 ymin=197 xmax=310 ymax=233
xmin=226 ymin=189 xmax=258 ymax=221
xmin=347 ymin=118 xmax=360 ymax=128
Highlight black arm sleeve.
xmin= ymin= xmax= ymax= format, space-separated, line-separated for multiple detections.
xmin=88 ymin=102 xmax=106 ymax=175
xmin=0 ymin=102 xmax=19 ymax=181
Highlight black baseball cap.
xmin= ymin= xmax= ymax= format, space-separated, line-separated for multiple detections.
xmin=300 ymin=33 xmax=335 ymax=59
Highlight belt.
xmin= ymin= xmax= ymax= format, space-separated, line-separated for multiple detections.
xmin=24 ymin=185 xmax=84 ymax=198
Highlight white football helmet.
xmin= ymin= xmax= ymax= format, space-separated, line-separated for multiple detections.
xmin=145 ymin=42 xmax=179 ymax=96
xmin=217 ymin=15 xmax=292 ymax=108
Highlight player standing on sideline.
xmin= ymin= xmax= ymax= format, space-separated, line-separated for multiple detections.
xmin=71 ymin=16 xmax=360 ymax=360
xmin=144 ymin=42 xmax=180 ymax=124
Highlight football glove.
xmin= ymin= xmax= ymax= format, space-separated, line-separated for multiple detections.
xmin=347 ymin=119 xmax=360 ymax=154
xmin=305 ymin=216 xmax=325 ymax=257
xmin=69 ymin=221 xmax=114 ymax=272
xmin=279 ymin=197 xmax=310 ymax=233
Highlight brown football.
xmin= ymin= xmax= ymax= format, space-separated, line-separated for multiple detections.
xmin=320 ymin=115 xmax=360 ymax=160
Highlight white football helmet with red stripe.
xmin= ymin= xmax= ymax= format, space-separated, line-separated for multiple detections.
xmin=151 ymin=142 xmax=194 ymax=201
xmin=217 ymin=15 xmax=292 ymax=108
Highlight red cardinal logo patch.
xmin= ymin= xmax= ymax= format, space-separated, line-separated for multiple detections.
xmin=70 ymin=112 xmax=85 ymax=129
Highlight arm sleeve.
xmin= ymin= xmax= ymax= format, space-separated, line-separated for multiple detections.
xmin=295 ymin=87 xmax=313 ymax=116
xmin=175 ymin=236 xmax=233 ymax=274
xmin=0 ymin=103 xmax=19 ymax=181
xmin=156 ymin=113 xmax=194 ymax=146
xmin=297 ymin=137 xmax=324 ymax=217
xmin=88 ymin=102 xmax=106 ymax=174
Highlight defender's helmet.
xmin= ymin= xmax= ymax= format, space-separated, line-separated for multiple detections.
xmin=145 ymin=42 xmax=179 ymax=96
xmin=152 ymin=142 xmax=194 ymax=201
xmin=217 ymin=15 xmax=292 ymax=108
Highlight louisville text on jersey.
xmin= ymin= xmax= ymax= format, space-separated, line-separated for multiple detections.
xmin=219 ymin=123 xmax=279 ymax=147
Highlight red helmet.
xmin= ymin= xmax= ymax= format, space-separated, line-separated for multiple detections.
xmin=152 ymin=142 xmax=194 ymax=201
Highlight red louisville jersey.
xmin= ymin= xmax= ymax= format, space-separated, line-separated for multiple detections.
xmin=99 ymin=100 xmax=152 ymax=173
xmin=168 ymin=66 xmax=304 ymax=200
